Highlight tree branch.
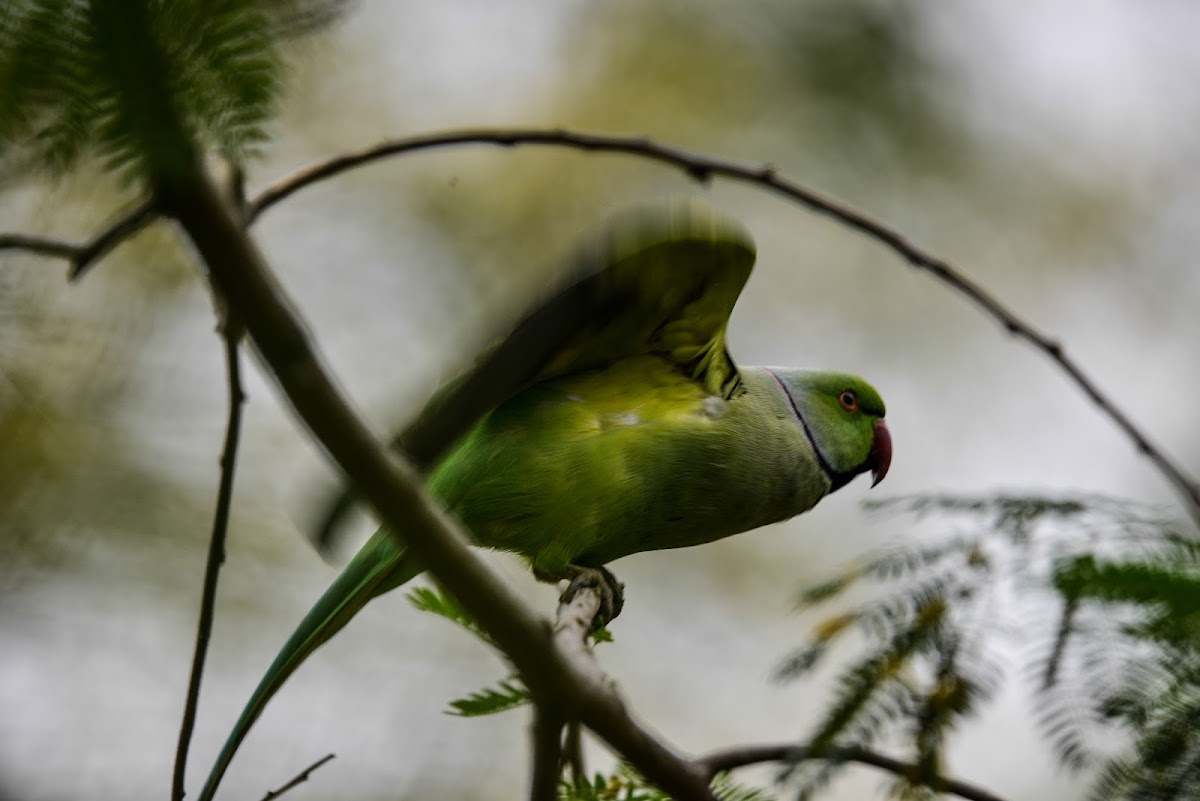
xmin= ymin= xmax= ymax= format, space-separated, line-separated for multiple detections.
xmin=529 ymin=704 xmax=565 ymax=801
xmin=172 ymin=325 xmax=246 ymax=801
xmin=698 ymin=743 xmax=1008 ymax=801
xmin=564 ymin=720 xmax=586 ymax=791
xmin=0 ymin=199 xmax=156 ymax=279
xmin=259 ymin=753 xmax=336 ymax=801
xmin=157 ymin=157 xmax=718 ymax=801
xmin=551 ymin=586 xmax=611 ymax=691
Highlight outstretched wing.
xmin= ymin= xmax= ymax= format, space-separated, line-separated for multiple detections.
xmin=525 ymin=198 xmax=756 ymax=399
xmin=311 ymin=198 xmax=756 ymax=550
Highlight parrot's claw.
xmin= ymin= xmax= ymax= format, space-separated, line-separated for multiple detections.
xmin=538 ymin=565 xmax=625 ymax=629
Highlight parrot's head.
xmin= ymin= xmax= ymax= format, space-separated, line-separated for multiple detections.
xmin=764 ymin=368 xmax=891 ymax=492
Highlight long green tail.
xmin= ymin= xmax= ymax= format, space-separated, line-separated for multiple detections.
xmin=197 ymin=530 xmax=423 ymax=801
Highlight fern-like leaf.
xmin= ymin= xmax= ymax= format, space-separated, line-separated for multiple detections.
xmin=407 ymin=586 xmax=496 ymax=646
xmin=0 ymin=0 xmax=281 ymax=185
xmin=791 ymin=492 xmax=1192 ymax=798
xmin=446 ymin=677 xmax=531 ymax=717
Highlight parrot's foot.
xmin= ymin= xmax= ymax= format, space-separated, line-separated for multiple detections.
xmin=536 ymin=565 xmax=625 ymax=629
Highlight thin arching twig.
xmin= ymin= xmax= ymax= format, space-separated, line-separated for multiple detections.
xmin=171 ymin=326 xmax=246 ymax=801
xmin=698 ymin=743 xmax=1008 ymax=801
xmin=259 ymin=753 xmax=336 ymax=801
xmin=249 ymin=128 xmax=1200 ymax=533
xmin=3 ymin=129 xmax=1195 ymax=526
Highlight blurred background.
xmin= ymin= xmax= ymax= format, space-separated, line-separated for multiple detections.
xmin=2 ymin=1 xmax=1198 ymax=799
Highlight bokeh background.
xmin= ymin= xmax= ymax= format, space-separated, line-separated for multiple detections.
xmin=2 ymin=1 xmax=1198 ymax=799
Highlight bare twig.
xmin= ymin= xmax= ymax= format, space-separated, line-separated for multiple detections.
xmin=0 ymin=199 xmax=156 ymax=279
xmin=171 ymin=326 xmax=246 ymax=801
xmin=0 ymin=233 xmax=79 ymax=261
xmin=259 ymin=753 xmax=336 ymax=801
xmin=699 ymin=743 xmax=1008 ymax=801
xmin=244 ymin=127 xmax=1200 ymax=530
xmin=529 ymin=704 xmax=565 ymax=801
xmin=159 ymin=158 xmax=718 ymax=801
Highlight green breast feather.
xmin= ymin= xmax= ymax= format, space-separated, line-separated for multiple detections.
xmin=197 ymin=199 xmax=892 ymax=801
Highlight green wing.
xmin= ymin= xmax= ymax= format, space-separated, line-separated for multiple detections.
xmin=526 ymin=198 xmax=756 ymax=399
xmin=313 ymin=199 xmax=756 ymax=550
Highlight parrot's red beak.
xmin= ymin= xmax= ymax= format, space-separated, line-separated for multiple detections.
xmin=870 ymin=419 xmax=892 ymax=488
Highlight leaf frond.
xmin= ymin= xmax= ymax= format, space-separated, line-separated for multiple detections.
xmin=446 ymin=677 xmax=531 ymax=717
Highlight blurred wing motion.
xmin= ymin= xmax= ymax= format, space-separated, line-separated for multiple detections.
xmin=310 ymin=199 xmax=755 ymax=552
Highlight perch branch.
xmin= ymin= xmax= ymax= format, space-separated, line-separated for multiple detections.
xmin=552 ymin=585 xmax=611 ymax=691
xmin=171 ymin=326 xmax=246 ymax=801
xmin=246 ymin=127 xmax=1200 ymax=530
xmin=698 ymin=743 xmax=1008 ymax=801
xmin=259 ymin=753 xmax=336 ymax=801
xmin=158 ymin=158 xmax=718 ymax=801
xmin=552 ymin=589 xmax=592 ymax=791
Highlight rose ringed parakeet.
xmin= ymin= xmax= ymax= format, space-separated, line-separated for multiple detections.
xmin=197 ymin=200 xmax=891 ymax=801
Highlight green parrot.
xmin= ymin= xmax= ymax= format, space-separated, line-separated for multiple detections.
xmin=197 ymin=200 xmax=890 ymax=801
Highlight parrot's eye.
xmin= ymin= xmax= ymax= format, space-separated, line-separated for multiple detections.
xmin=838 ymin=390 xmax=859 ymax=412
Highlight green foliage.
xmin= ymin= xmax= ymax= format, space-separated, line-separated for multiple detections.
xmin=783 ymin=492 xmax=1196 ymax=800
xmin=406 ymin=586 xmax=497 ymax=646
xmin=446 ymin=677 xmax=531 ymax=717
xmin=0 ymin=0 xmax=281 ymax=184
xmin=557 ymin=765 xmax=775 ymax=801
xmin=407 ymin=587 xmax=611 ymax=718
xmin=1056 ymin=546 xmax=1200 ymax=644
xmin=709 ymin=773 xmax=777 ymax=801
xmin=1050 ymin=538 xmax=1200 ymax=800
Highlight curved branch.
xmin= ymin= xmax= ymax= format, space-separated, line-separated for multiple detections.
xmin=698 ymin=743 xmax=1008 ymax=801
xmin=2 ymin=129 xmax=1195 ymax=524
xmin=245 ymin=127 xmax=1200 ymax=531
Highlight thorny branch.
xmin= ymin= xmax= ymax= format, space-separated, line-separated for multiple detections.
xmin=5 ymin=127 xmax=1192 ymax=526
xmin=171 ymin=324 xmax=245 ymax=801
